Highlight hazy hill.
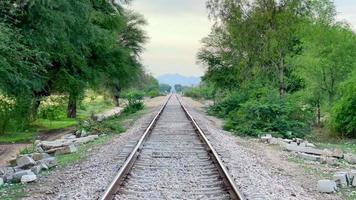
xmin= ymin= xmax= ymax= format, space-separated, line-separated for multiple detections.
xmin=156 ymin=74 xmax=201 ymax=86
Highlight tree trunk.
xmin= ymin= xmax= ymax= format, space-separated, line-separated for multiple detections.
xmin=278 ymin=57 xmax=286 ymax=97
xmin=67 ymin=95 xmax=77 ymax=118
xmin=316 ymin=101 xmax=321 ymax=127
xmin=113 ymin=85 xmax=121 ymax=107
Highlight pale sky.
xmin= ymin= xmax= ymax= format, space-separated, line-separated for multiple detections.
xmin=129 ymin=0 xmax=356 ymax=77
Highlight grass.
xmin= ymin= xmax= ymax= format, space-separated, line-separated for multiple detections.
xmin=0 ymin=93 xmax=116 ymax=144
xmin=0 ymin=131 xmax=37 ymax=143
xmin=0 ymin=184 xmax=25 ymax=200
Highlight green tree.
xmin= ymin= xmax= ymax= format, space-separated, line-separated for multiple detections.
xmin=159 ymin=84 xmax=172 ymax=93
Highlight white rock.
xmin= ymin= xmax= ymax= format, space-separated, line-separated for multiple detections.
xmin=318 ymin=180 xmax=337 ymax=193
xmin=0 ymin=177 xmax=4 ymax=186
xmin=321 ymin=157 xmax=339 ymax=166
xmin=353 ymin=176 xmax=356 ymax=187
xmin=344 ymin=153 xmax=356 ymax=164
xmin=260 ymin=134 xmax=273 ymax=143
xmin=53 ymin=144 xmax=77 ymax=156
xmin=30 ymin=165 xmax=42 ymax=175
xmin=297 ymin=153 xmax=321 ymax=161
xmin=12 ymin=170 xmax=35 ymax=183
xmin=40 ymin=157 xmax=57 ymax=169
xmin=16 ymin=156 xmax=36 ymax=169
xmin=21 ymin=174 xmax=37 ymax=183
xmin=297 ymin=152 xmax=321 ymax=161
xmin=333 ymin=172 xmax=348 ymax=187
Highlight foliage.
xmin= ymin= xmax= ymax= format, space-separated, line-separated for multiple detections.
xmin=200 ymin=0 xmax=356 ymax=138
xmin=331 ymin=71 xmax=356 ymax=137
xmin=183 ymin=84 xmax=215 ymax=100
xmin=224 ymin=91 xmax=312 ymax=138
xmin=174 ymin=84 xmax=183 ymax=93
xmin=38 ymin=96 xmax=67 ymax=120
xmin=122 ymin=89 xmax=144 ymax=113
xmin=159 ymin=84 xmax=172 ymax=93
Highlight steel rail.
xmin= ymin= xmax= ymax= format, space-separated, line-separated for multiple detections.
xmin=99 ymin=94 xmax=172 ymax=200
xmin=176 ymin=95 xmax=246 ymax=200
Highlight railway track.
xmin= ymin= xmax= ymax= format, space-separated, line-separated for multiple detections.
xmin=100 ymin=95 xmax=245 ymax=200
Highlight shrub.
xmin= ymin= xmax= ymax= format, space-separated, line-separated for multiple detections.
xmin=122 ymin=89 xmax=145 ymax=113
xmin=0 ymin=97 xmax=14 ymax=134
xmin=331 ymin=74 xmax=356 ymax=137
xmin=147 ymin=90 xmax=159 ymax=98
xmin=38 ymin=95 xmax=67 ymax=120
xmin=224 ymin=93 xmax=312 ymax=138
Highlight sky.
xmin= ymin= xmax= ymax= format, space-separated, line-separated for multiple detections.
xmin=129 ymin=0 xmax=356 ymax=77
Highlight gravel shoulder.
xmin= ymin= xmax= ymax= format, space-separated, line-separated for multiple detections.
xmin=20 ymin=96 xmax=166 ymax=200
xmin=182 ymin=97 xmax=341 ymax=200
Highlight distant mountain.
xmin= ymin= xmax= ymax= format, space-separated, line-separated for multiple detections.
xmin=156 ymin=74 xmax=201 ymax=86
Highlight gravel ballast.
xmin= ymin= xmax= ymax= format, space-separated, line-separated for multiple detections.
xmin=182 ymin=97 xmax=341 ymax=200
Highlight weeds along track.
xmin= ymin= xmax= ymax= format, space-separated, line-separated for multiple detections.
xmin=100 ymin=95 xmax=245 ymax=200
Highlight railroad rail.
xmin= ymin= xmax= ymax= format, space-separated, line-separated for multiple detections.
xmin=100 ymin=94 xmax=245 ymax=200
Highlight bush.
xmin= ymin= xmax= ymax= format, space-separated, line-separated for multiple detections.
xmin=38 ymin=96 xmax=67 ymax=120
xmin=0 ymin=97 xmax=14 ymax=134
xmin=331 ymin=75 xmax=356 ymax=137
xmin=122 ymin=89 xmax=145 ymax=113
xmin=147 ymin=90 xmax=159 ymax=98
xmin=208 ymin=90 xmax=247 ymax=118
xmin=224 ymin=92 xmax=312 ymax=138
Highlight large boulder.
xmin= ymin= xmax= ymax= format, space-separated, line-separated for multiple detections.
xmin=37 ymin=157 xmax=57 ymax=169
xmin=333 ymin=172 xmax=348 ymax=188
xmin=318 ymin=180 xmax=337 ymax=193
xmin=21 ymin=174 xmax=37 ymax=183
xmin=344 ymin=153 xmax=356 ymax=164
xmin=0 ymin=167 xmax=15 ymax=176
xmin=16 ymin=155 xmax=36 ymax=169
xmin=11 ymin=170 xmax=35 ymax=183
xmin=297 ymin=152 xmax=321 ymax=161
xmin=31 ymin=153 xmax=50 ymax=161
xmin=53 ymin=144 xmax=77 ymax=156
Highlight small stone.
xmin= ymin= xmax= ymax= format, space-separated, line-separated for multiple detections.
xmin=318 ymin=180 xmax=337 ymax=193
xmin=333 ymin=172 xmax=348 ymax=187
xmin=21 ymin=174 xmax=37 ymax=183
xmin=344 ymin=153 xmax=356 ymax=164
xmin=16 ymin=156 xmax=36 ymax=169
xmin=305 ymin=142 xmax=316 ymax=148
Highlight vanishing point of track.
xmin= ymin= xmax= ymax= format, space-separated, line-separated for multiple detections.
xmin=100 ymin=95 xmax=245 ymax=200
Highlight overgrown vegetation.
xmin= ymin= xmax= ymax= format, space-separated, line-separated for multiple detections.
xmin=197 ymin=0 xmax=356 ymax=138
xmin=0 ymin=0 xmax=158 ymax=141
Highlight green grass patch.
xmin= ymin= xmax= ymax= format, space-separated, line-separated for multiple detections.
xmin=0 ymin=184 xmax=25 ymax=200
xmin=316 ymin=142 xmax=356 ymax=155
xmin=0 ymin=131 xmax=37 ymax=143
xmin=34 ymin=118 xmax=78 ymax=130
xmin=57 ymin=135 xmax=111 ymax=167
